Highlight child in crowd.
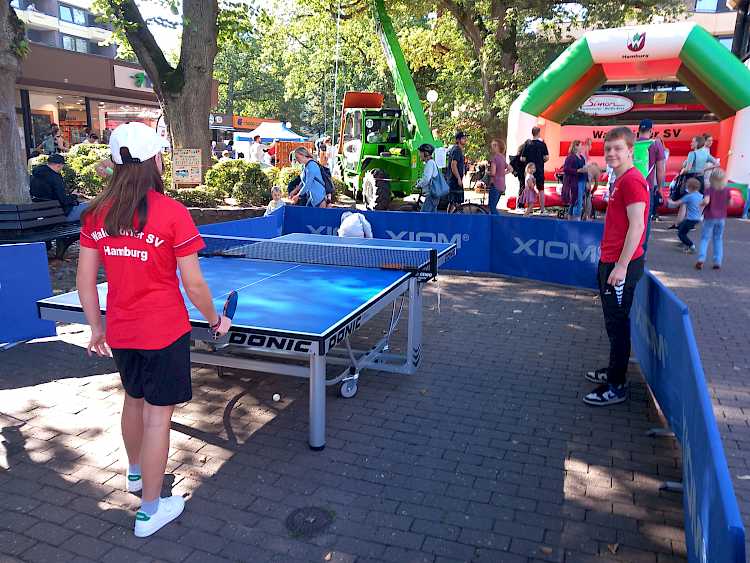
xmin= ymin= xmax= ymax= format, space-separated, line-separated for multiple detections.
xmin=520 ymin=163 xmax=538 ymax=216
xmin=264 ymin=186 xmax=285 ymax=216
xmin=666 ymin=177 xmax=704 ymax=253
xmin=338 ymin=211 xmax=373 ymax=238
xmin=583 ymin=162 xmax=601 ymax=220
xmin=696 ymin=168 xmax=730 ymax=270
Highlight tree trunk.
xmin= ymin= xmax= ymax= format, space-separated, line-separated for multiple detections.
xmin=117 ymin=0 xmax=218 ymax=179
xmin=0 ymin=5 xmax=30 ymax=204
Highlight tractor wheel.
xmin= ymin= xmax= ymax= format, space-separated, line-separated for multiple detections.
xmin=362 ymin=169 xmax=391 ymax=211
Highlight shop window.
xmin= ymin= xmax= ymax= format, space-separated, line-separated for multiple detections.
xmin=59 ymin=4 xmax=88 ymax=26
xmin=61 ymin=34 xmax=88 ymax=53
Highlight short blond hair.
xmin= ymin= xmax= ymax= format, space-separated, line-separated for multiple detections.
xmin=709 ymin=167 xmax=727 ymax=186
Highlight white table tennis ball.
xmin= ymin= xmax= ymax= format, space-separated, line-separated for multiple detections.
xmin=272 ymin=393 xmax=281 ymax=402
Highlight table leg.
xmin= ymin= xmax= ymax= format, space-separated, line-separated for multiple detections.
xmin=407 ymin=277 xmax=423 ymax=373
xmin=309 ymin=352 xmax=326 ymax=450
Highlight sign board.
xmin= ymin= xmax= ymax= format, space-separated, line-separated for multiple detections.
xmin=113 ymin=65 xmax=155 ymax=93
xmin=209 ymin=113 xmax=232 ymax=130
xmin=172 ymin=149 xmax=202 ymax=185
xmin=653 ymin=92 xmax=668 ymax=105
xmin=580 ymin=94 xmax=634 ymax=117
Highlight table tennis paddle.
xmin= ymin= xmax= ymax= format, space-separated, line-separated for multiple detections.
xmin=212 ymin=290 xmax=238 ymax=339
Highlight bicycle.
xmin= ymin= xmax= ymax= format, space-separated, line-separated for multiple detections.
xmin=398 ymin=186 xmax=488 ymax=214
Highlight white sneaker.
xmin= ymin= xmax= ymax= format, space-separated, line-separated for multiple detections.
xmin=126 ymin=472 xmax=142 ymax=493
xmin=134 ymin=495 xmax=185 ymax=538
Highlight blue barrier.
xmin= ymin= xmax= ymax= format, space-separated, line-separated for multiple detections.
xmin=1 ymin=243 xmax=55 ymax=345
xmin=283 ymin=207 xmax=602 ymax=286
xmin=282 ymin=206 xmax=491 ymax=272
xmin=199 ymin=208 xmax=283 ymax=238
xmin=631 ymin=272 xmax=746 ymax=563
xmin=490 ymin=215 xmax=602 ymax=289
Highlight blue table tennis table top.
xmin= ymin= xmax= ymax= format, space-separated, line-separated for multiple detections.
xmin=42 ymin=233 xmax=454 ymax=338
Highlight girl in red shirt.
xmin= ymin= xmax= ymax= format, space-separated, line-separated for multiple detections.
xmin=77 ymin=122 xmax=231 ymax=538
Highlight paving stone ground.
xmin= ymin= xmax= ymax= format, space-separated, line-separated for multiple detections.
xmin=0 ymin=264 xmax=686 ymax=563
xmin=645 ymin=217 xmax=750 ymax=554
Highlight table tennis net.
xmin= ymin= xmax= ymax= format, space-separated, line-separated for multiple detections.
xmin=199 ymin=235 xmax=438 ymax=276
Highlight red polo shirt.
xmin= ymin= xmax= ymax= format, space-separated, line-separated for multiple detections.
xmin=600 ymin=167 xmax=649 ymax=263
xmin=80 ymin=190 xmax=205 ymax=349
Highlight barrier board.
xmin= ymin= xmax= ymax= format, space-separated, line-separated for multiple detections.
xmin=631 ymin=272 xmax=746 ymax=563
xmin=1 ymin=243 xmax=55 ymax=345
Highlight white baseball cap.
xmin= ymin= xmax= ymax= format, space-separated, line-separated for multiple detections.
xmin=109 ymin=122 xmax=169 ymax=165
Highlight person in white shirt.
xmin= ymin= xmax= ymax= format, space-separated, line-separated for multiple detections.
xmin=249 ymin=135 xmax=266 ymax=163
xmin=264 ymin=186 xmax=286 ymax=216
xmin=338 ymin=211 xmax=373 ymax=238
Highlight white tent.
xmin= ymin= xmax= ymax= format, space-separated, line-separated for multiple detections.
xmin=234 ymin=122 xmax=307 ymax=144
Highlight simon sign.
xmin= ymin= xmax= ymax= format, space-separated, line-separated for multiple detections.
xmin=580 ymin=94 xmax=634 ymax=117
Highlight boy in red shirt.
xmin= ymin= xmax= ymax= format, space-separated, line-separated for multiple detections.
xmin=584 ymin=127 xmax=649 ymax=406
xmin=77 ymin=122 xmax=231 ymax=537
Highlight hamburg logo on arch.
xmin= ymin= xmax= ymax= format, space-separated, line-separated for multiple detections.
xmin=627 ymin=32 xmax=646 ymax=52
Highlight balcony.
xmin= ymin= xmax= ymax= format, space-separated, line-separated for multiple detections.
xmin=15 ymin=9 xmax=59 ymax=32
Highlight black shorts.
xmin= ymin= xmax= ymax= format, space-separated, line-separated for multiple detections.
xmin=112 ymin=332 xmax=192 ymax=406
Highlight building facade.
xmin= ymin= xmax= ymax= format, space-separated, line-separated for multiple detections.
xmin=13 ymin=0 xmax=161 ymax=157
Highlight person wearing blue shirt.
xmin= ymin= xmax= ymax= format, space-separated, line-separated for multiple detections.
xmin=667 ymin=177 xmax=706 ymax=252
xmin=289 ymin=147 xmax=326 ymax=207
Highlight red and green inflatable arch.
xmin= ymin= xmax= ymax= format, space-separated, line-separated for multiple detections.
xmin=507 ymin=22 xmax=750 ymax=186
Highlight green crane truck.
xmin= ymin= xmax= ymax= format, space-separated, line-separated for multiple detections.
xmin=336 ymin=0 xmax=443 ymax=210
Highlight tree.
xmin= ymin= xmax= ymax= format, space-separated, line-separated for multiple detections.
xmin=434 ymin=0 xmax=684 ymax=141
xmin=0 ymin=4 xmax=30 ymax=204
xmin=92 ymin=0 xmax=252 ymax=176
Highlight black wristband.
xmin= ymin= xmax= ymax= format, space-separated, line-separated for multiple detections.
xmin=209 ymin=315 xmax=222 ymax=330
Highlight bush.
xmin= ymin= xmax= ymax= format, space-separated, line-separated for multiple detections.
xmin=161 ymin=150 xmax=172 ymax=188
xmin=262 ymin=165 xmax=280 ymax=187
xmin=166 ymin=184 xmax=223 ymax=207
xmin=205 ymin=159 xmax=272 ymax=205
xmin=205 ymin=159 xmax=250 ymax=198
xmin=232 ymin=163 xmax=272 ymax=205
xmin=278 ymin=165 xmax=302 ymax=195
xmin=66 ymin=144 xmax=112 ymax=197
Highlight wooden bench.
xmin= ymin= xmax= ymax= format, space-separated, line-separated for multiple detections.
xmin=0 ymin=201 xmax=81 ymax=260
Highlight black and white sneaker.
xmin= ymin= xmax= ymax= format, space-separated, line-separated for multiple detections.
xmin=583 ymin=384 xmax=628 ymax=406
xmin=585 ymin=368 xmax=608 ymax=384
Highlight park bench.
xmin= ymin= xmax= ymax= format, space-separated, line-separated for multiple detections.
xmin=0 ymin=201 xmax=81 ymax=260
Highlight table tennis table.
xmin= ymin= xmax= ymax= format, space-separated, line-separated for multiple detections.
xmin=37 ymin=233 xmax=456 ymax=450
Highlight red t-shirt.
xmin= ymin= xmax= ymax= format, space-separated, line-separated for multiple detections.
xmin=600 ymin=167 xmax=650 ymax=263
xmin=80 ymin=190 xmax=205 ymax=350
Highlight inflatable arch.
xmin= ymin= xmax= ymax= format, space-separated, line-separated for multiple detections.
xmin=507 ymin=22 xmax=750 ymax=187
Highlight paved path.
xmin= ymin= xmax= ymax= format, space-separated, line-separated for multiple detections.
xmin=646 ymin=217 xmax=750 ymax=554
xmin=0 ymin=275 xmax=685 ymax=562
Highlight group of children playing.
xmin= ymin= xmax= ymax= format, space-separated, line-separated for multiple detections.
xmin=666 ymin=167 xmax=730 ymax=269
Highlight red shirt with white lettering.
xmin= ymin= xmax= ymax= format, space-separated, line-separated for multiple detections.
xmin=80 ymin=190 xmax=205 ymax=349
xmin=600 ymin=166 xmax=650 ymax=263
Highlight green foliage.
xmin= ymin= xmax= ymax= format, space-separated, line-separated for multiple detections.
xmin=166 ymin=185 xmax=224 ymax=207
xmin=232 ymin=164 xmax=273 ymax=205
xmin=65 ymin=144 xmax=113 ymax=197
xmin=161 ymin=150 xmax=173 ymax=188
xmin=277 ymin=165 xmax=302 ymax=194
xmin=205 ymin=159 xmax=253 ymax=197
xmin=262 ymin=166 xmax=280 ymax=187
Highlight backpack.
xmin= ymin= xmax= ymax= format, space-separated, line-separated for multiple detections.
xmin=310 ymin=160 xmax=334 ymax=195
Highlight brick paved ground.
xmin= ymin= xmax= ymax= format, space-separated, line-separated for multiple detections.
xmin=646 ymin=218 xmax=750 ymax=554
xmin=0 ymin=273 xmax=686 ymax=562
